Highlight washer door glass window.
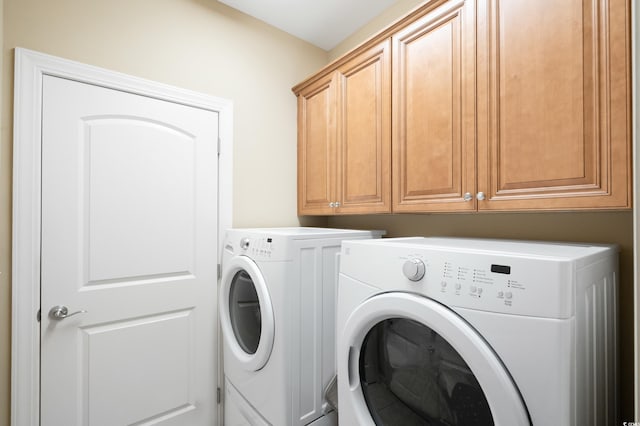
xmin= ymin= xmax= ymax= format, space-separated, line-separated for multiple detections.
xmin=229 ymin=270 xmax=262 ymax=354
xmin=220 ymin=255 xmax=274 ymax=372
xmin=360 ymin=318 xmax=492 ymax=426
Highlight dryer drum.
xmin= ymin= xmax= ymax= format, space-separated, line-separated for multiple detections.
xmin=359 ymin=318 xmax=493 ymax=426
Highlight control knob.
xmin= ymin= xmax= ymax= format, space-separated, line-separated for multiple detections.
xmin=402 ymin=259 xmax=425 ymax=282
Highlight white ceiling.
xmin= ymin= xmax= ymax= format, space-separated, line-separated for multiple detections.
xmin=218 ymin=0 xmax=399 ymax=51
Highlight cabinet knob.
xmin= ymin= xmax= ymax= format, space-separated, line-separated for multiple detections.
xmin=463 ymin=192 xmax=473 ymax=202
xmin=476 ymin=192 xmax=486 ymax=201
xmin=329 ymin=202 xmax=335 ymax=208
xmin=335 ymin=201 xmax=340 ymax=208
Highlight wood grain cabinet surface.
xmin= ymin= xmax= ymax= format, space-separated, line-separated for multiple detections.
xmin=295 ymin=40 xmax=392 ymax=215
xmin=296 ymin=73 xmax=336 ymax=215
xmin=293 ymin=0 xmax=631 ymax=215
xmin=393 ymin=0 xmax=477 ymax=212
xmin=476 ymin=0 xmax=631 ymax=210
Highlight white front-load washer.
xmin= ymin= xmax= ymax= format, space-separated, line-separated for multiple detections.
xmin=220 ymin=227 xmax=383 ymax=426
xmin=337 ymin=237 xmax=618 ymax=426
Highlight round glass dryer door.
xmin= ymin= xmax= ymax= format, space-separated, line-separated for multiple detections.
xmin=220 ymin=255 xmax=274 ymax=372
xmin=341 ymin=292 xmax=530 ymax=426
xmin=360 ymin=318 xmax=492 ymax=425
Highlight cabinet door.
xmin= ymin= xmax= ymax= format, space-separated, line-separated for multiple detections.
xmin=392 ymin=0 xmax=477 ymax=212
xmin=297 ymin=74 xmax=336 ymax=215
xmin=336 ymin=40 xmax=392 ymax=214
xmin=477 ymin=0 xmax=631 ymax=210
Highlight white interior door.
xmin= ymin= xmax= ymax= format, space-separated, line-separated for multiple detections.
xmin=40 ymin=75 xmax=219 ymax=425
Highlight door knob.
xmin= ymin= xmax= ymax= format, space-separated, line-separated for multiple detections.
xmin=49 ymin=305 xmax=87 ymax=320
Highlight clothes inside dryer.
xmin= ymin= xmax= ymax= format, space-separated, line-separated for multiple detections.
xmin=359 ymin=318 xmax=494 ymax=426
xmin=229 ymin=270 xmax=262 ymax=354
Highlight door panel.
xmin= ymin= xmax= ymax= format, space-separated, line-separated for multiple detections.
xmin=86 ymin=117 xmax=196 ymax=282
xmin=496 ymin=0 xmax=588 ymax=187
xmin=81 ymin=310 xmax=194 ymax=426
xmin=297 ymin=75 xmax=336 ymax=215
xmin=41 ymin=75 xmax=218 ymax=425
xmin=477 ymin=0 xmax=631 ymax=209
xmin=393 ymin=0 xmax=476 ymax=212
xmin=336 ymin=39 xmax=391 ymax=213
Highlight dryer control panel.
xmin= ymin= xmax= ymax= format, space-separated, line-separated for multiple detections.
xmin=420 ymin=254 xmax=540 ymax=312
xmin=340 ymin=237 xmax=617 ymax=319
xmin=391 ymin=249 xmax=569 ymax=318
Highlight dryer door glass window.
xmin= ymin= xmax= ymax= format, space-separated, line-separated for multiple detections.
xmin=360 ymin=318 xmax=494 ymax=426
xmin=229 ymin=270 xmax=261 ymax=354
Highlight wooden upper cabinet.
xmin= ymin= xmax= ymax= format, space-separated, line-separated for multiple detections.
xmin=476 ymin=0 xmax=631 ymax=210
xmin=295 ymin=40 xmax=391 ymax=215
xmin=294 ymin=0 xmax=631 ymax=215
xmin=297 ymin=74 xmax=336 ymax=215
xmin=336 ymin=39 xmax=392 ymax=214
xmin=393 ymin=0 xmax=477 ymax=212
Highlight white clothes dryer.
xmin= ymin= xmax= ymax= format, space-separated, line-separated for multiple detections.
xmin=220 ymin=227 xmax=383 ymax=426
xmin=337 ymin=237 xmax=618 ymax=426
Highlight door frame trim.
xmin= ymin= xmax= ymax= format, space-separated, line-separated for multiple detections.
xmin=11 ymin=47 xmax=233 ymax=426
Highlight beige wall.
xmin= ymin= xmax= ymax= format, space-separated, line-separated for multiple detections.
xmin=0 ymin=0 xmax=328 ymax=424
xmin=329 ymin=0 xmax=425 ymax=61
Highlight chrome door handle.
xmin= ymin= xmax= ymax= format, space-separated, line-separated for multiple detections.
xmin=49 ymin=305 xmax=87 ymax=320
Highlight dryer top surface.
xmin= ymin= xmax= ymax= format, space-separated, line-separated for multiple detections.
xmin=345 ymin=237 xmax=616 ymax=262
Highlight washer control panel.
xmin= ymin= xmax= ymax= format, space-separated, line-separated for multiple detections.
xmin=239 ymin=236 xmax=275 ymax=259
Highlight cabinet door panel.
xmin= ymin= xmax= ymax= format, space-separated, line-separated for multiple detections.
xmin=477 ymin=0 xmax=631 ymax=210
xmin=297 ymin=76 xmax=336 ymax=215
xmin=337 ymin=40 xmax=391 ymax=214
xmin=393 ymin=0 xmax=476 ymax=212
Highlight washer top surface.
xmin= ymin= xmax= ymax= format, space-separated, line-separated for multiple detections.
xmin=224 ymin=227 xmax=384 ymax=262
xmin=227 ymin=227 xmax=383 ymax=239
